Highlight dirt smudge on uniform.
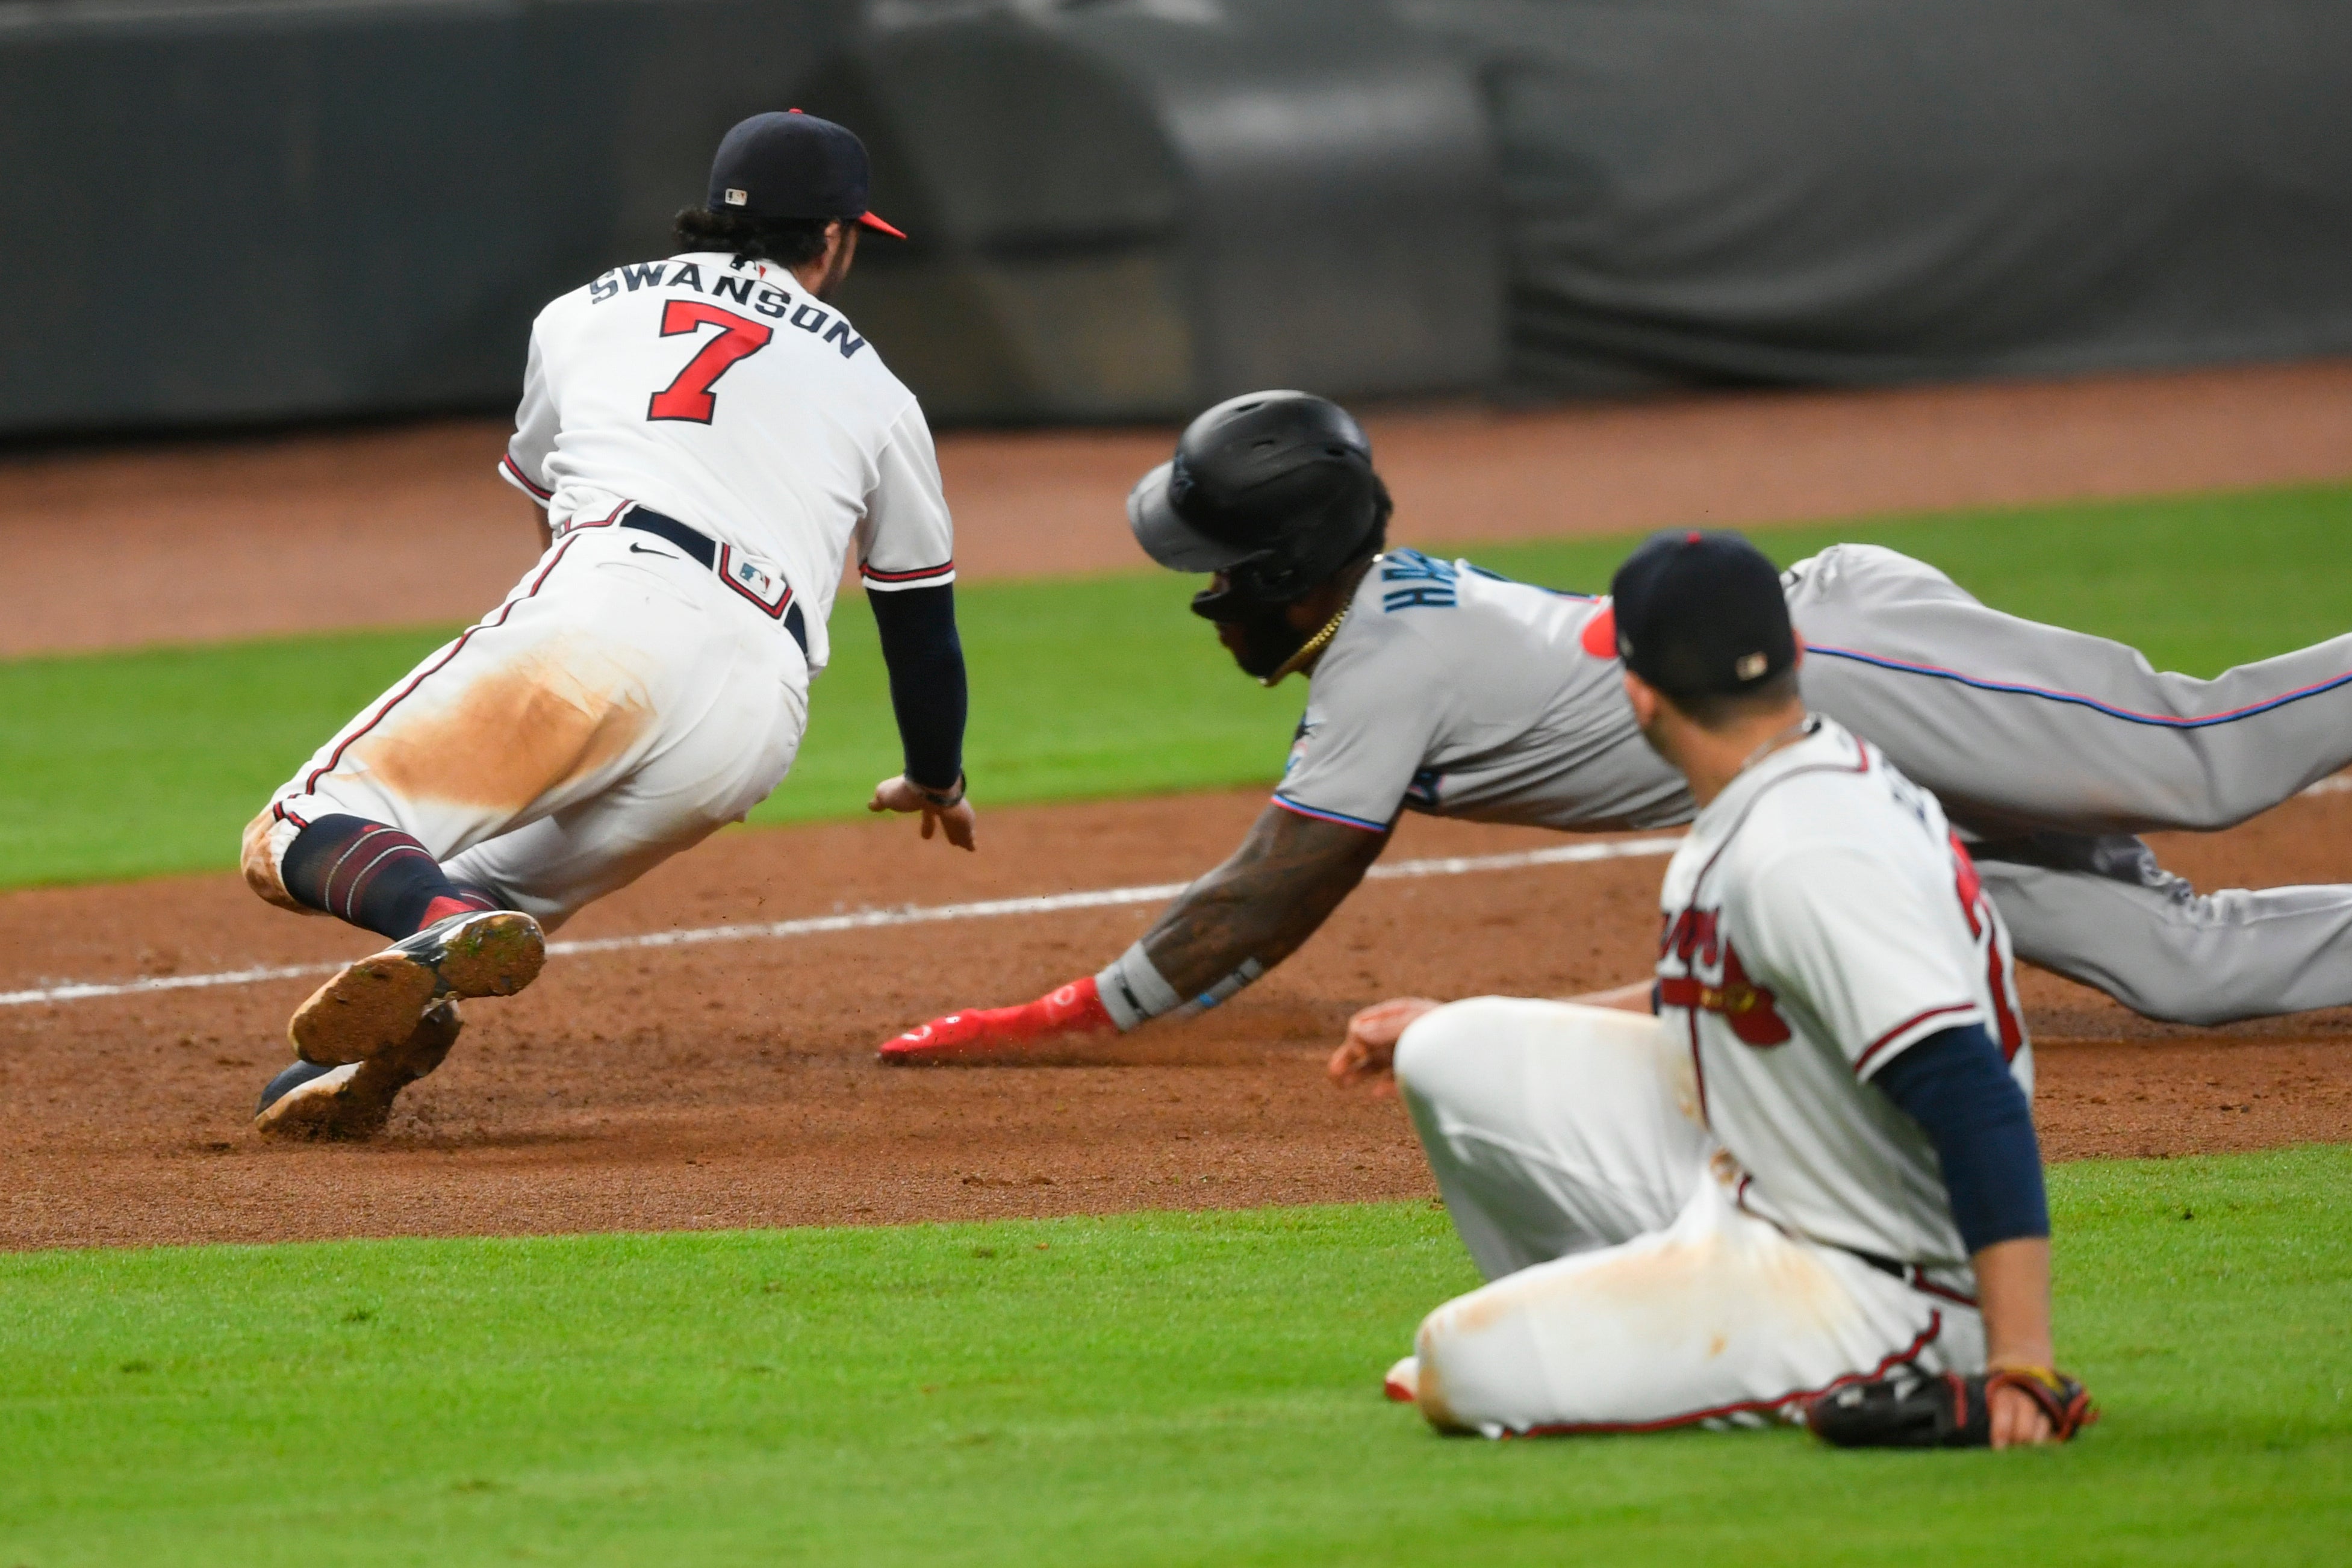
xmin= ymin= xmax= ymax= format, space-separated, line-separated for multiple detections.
xmin=1411 ymin=1342 xmax=1461 ymax=1432
xmin=238 ymin=810 xmax=308 ymax=913
xmin=354 ymin=641 xmax=653 ymax=814
xmin=1446 ymin=1234 xmax=1713 ymax=1342
xmin=1442 ymin=1198 xmax=1849 ymax=1348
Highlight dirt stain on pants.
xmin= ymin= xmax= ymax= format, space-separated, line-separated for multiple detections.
xmin=353 ymin=643 xmax=653 ymax=818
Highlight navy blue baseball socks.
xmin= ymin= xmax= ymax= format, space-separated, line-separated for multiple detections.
xmin=1608 ymin=529 xmax=1798 ymax=699
xmin=278 ymin=814 xmax=500 ymax=941
xmin=287 ymin=908 xmax=545 ymax=1067
xmin=707 ymin=110 xmax=907 ymax=238
xmin=255 ymin=1000 xmax=464 ymax=1139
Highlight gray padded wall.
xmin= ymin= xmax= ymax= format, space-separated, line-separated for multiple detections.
xmin=808 ymin=1 xmax=1502 ymax=422
xmin=0 ymin=0 xmax=1499 ymax=434
xmin=1407 ymin=0 xmax=2352 ymax=392
xmin=5 ymin=0 xmax=2349 ymax=434
xmin=0 ymin=0 xmax=859 ymax=435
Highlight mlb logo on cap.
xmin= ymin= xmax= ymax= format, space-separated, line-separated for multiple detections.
xmin=1608 ymin=529 xmax=1797 ymax=699
xmin=705 ymin=110 xmax=907 ymax=240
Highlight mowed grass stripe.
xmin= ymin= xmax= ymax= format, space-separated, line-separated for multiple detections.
xmin=1 ymin=1146 xmax=2346 ymax=1565
xmin=1 ymin=483 xmax=2345 ymax=890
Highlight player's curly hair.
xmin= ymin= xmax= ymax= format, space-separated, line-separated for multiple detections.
xmin=673 ymin=206 xmax=838 ymax=267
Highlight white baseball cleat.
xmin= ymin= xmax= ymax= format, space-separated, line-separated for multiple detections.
xmin=1383 ymin=1355 xmax=1420 ymax=1404
xmin=289 ymin=908 xmax=543 ymax=1066
xmin=255 ymin=999 xmax=463 ymax=1139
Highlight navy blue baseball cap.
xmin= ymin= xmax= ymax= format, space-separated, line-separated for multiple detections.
xmin=1608 ymin=529 xmax=1796 ymax=699
xmin=706 ymin=110 xmax=906 ymax=239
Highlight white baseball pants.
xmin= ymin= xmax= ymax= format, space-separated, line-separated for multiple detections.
xmin=1395 ymin=998 xmax=1982 ymax=1437
xmin=251 ymin=526 xmax=809 ymax=930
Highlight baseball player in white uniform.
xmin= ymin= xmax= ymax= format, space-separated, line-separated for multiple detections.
xmin=882 ymin=390 xmax=2352 ymax=1063
xmin=1339 ymin=532 xmax=2094 ymax=1446
xmin=241 ymin=111 xmax=974 ymax=1137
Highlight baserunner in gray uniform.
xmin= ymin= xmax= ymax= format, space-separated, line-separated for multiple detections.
xmin=880 ymin=392 xmax=2352 ymax=1062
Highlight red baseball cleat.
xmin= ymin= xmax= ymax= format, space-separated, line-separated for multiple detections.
xmin=879 ymin=977 xmax=1115 ymax=1064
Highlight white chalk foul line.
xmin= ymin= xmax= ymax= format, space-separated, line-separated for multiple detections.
xmin=0 ymin=835 xmax=1686 ymax=1010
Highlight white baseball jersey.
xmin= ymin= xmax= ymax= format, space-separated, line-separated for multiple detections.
xmin=496 ymin=249 xmax=955 ymax=676
xmin=1274 ymin=550 xmax=1690 ymax=834
xmin=1655 ymin=716 xmax=2030 ymax=1288
xmin=256 ymin=249 xmax=947 ymax=931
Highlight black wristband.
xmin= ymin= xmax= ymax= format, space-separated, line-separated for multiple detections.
xmin=912 ymin=773 xmax=966 ymax=809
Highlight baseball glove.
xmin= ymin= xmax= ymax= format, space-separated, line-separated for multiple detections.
xmin=1805 ymin=1367 xmax=2096 ymax=1448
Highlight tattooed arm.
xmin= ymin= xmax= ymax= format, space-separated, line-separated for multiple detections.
xmin=877 ymin=801 xmax=1389 ymax=1062
xmin=1138 ymin=802 xmax=1390 ymax=997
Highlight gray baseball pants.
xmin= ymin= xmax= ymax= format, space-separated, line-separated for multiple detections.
xmin=1786 ymin=544 xmax=2352 ymax=1024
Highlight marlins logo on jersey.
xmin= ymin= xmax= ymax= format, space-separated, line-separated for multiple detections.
xmin=1271 ymin=550 xmax=1688 ymax=835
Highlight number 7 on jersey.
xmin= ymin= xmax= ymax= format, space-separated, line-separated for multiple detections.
xmin=647 ymin=301 xmax=773 ymax=424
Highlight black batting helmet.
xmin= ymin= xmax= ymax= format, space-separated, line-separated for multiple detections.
xmin=1127 ymin=391 xmax=1387 ymax=606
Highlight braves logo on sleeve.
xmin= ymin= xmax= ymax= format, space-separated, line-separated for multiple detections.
xmin=1650 ymin=716 xmax=2033 ymax=1272
xmin=1656 ymin=907 xmax=1790 ymax=1047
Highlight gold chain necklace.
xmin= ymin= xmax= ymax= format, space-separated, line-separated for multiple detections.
xmin=1262 ymin=600 xmax=1352 ymax=687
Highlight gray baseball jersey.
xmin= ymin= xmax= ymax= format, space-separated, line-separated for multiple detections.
xmin=1275 ymin=546 xmax=2352 ymax=1025
xmin=1276 ymin=553 xmax=1688 ymax=835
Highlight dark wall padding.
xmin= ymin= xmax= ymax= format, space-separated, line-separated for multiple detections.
xmin=1408 ymin=0 xmax=2352 ymax=392
xmin=5 ymin=0 xmax=2350 ymax=435
xmin=0 ymin=0 xmax=860 ymax=436
xmin=806 ymin=1 xmax=1502 ymax=422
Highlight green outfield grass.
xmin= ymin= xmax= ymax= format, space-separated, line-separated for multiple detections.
xmin=1 ymin=1145 xmax=2345 ymax=1565
xmin=1 ymin=483 xmax=2345 ymax=889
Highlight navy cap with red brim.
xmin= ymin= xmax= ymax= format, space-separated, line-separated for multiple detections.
xmin=1608 ymin=529 xmax=1796 ymax=698
xmin=708 ymin=110 xmax=906 ymax=239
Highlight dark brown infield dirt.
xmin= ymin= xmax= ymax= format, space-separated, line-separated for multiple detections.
xmin=3 ymin=787 xmax=2347 ymax=1252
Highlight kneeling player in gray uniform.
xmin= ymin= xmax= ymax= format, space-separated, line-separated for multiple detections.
xmin=881 ymin=391 xmax=2352 ymax=1061
xmin=1348 ymin=532 xmax=2094 ymax=1445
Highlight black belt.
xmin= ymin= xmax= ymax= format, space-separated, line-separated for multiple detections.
xmin=1735 ymin=1176 xmax=1977 ymax=1305
xmin=1845 ymin=1246 xmax=1907 ymax=1280
xmin=622 ymin=506 xmax=807 ymax=658
xmin=1835 ymin=1243 xmax=1980 ymax=1307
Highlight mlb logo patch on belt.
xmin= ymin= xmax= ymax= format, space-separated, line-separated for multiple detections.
xmin=718 ymin=545 xmax=794 ymax=618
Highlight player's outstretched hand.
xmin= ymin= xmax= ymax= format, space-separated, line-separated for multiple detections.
xmin=1328 ymin=997 xmax=1443 ymax=1094
xmin=879 ymin=977 xmax=1116 ymax=1065
xmin=868 ymin=774 xmax=977 ymax=851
